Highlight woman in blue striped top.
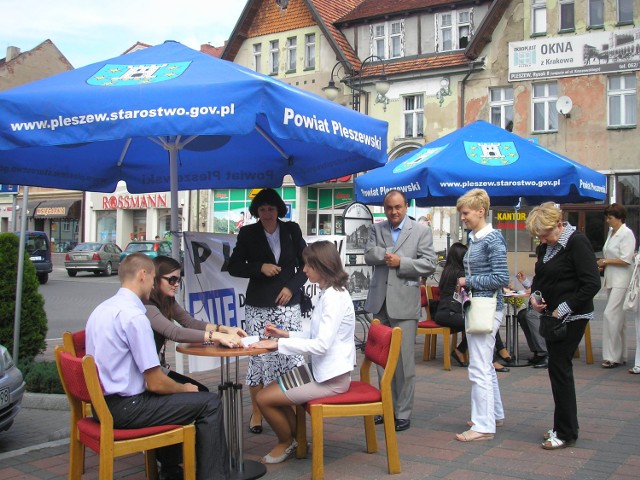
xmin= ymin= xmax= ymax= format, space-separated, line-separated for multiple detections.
xmin=454 ymin=189 xmax=510 ymax=442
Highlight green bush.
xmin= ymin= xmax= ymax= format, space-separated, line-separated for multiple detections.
xmin=0 ymin=233 xmax=48 ymax=361
xmin=19 ymin=359 xmax=63 ymax=394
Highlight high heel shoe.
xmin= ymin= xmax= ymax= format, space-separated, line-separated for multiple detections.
xmin=497 ymin=348 xmax=513 ymax=364
xmin=249 ymin=413 xmax=263 ymax=434
xmin=451 ymin=351 xmax=468 ymax=367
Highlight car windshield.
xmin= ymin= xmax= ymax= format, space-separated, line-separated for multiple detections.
xmin=126 ymin=242 xmax=155 ymax=252
xmin=74 ymin=243 xmax=102 ymax=251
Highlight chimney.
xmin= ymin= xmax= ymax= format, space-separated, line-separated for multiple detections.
xmin=6 ymin=46 xmax=21 ymax=62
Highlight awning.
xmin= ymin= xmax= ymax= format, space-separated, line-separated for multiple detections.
xmin=31 ymin=199 xmax=81 ymax=219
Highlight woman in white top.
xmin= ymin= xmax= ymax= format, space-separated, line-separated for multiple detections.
xmin=598 ymin=203 xmax=636 ymax=368
xmin=249 ymin=240 xmax=356 ymax=465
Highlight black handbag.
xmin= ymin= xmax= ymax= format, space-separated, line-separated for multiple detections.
xmin=299 ymin=287 xmax=313 ymax=315
xmin=538 ymin=314 xmax=567 ymax=343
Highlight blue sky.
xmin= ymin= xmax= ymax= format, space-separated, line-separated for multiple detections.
xmin=1 ymin=0 xmax=247 ymax=68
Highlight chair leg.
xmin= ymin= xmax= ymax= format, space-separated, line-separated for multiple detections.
xmin=145 ymin=450 xmax=158 ymax=480
xmin=182 ymin=425 xmax=196 ymax=480
xmin=382 ymin=419 xmax=400 ymax=474
xmin=584 ymin=322 xmax=593 ymax=364
xmin=422 ymin=334 xmax=431 ymax=361
xmin=363 ymin=415 xmax=378 ymax=454
xmin=98 ymin=453 xmax=114 ymax=480
xmin=310 ymin=406 xmax=324 ymax=480
xmin=429 ymin=335 xmax=437 ymax=360
xmin=68 ymin=433 xmax=84 ymax=480
xmin=295 ymin=405 xmax=308 ymax=458
xmin=443 ymin=331 xmax=451 ymax=371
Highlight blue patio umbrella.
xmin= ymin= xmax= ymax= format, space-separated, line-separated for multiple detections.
xmin=355 ymin=120 xmax=605 ymax=207
xmin=0 ymin=41 xmax=388 ymax=258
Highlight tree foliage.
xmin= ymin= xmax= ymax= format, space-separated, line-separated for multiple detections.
xmin=0 ymin=233 xmax=48 ymax=360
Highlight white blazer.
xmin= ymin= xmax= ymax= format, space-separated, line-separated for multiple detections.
xmin=278 ymin=286 xmax=356 ymax=383
xmin=603 ymin=223 xmax=636 ymax=289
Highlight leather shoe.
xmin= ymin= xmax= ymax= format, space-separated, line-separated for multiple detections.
xmin=374 ymin=415 xmax=384 ymax=425
xmin=395 ymin=419 xmax=411 ymax=431
xmin=528 ymin=354 xmax=547 ymax=365
xmin=533 ymin=358 xmax=548 ymax=368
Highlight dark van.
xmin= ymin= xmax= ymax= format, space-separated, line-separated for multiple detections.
xmin=16 ymin=231 xmax=53 ymax=284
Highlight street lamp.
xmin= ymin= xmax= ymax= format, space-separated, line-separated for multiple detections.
xmin=323 ymin=56 xmax=391 ymax=112
xmin=435 ymin=77 xmax=451 ymax=107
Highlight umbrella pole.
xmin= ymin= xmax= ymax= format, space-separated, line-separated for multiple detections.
xmin=169 ymin=146 xmax=180 ymax=262
xmin=13 ymin=186 xmax=29 ymax=360
xmin=513 ymin=198 xmax=521 ymax=286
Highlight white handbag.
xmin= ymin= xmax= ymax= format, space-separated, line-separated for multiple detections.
xmin=465 ymin=291 xmax=497 ymax=334
xmin=623 ymin=253 xmax=640 ymax=312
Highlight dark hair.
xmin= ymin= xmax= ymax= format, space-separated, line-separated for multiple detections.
xmin=604 ymin=203 xmax=627 ymax=222
xmin=438 ymin=242 xmax=467 ymax=291
xmin=383 ymin=189 xmax=408 ymax=205
xmin=149 ymin=255 xmax=182 ymax=318
xmin=302 ymin=241 xmax=348 ymax=290
xmin=248 ymin=188 xmax=287 ymax=218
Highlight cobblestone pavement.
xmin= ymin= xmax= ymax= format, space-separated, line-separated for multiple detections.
xmin=2 ymin=296 xmax=639 ymax=479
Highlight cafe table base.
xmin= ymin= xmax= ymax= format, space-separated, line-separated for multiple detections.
xmin=504 ymin=293 xmax=531 ymax=367
xmin=177 ymin=343 xmax=267 ymax=480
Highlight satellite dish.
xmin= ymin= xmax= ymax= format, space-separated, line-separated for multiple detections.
xmin=556 ymin=96 xmax=573 ymax=116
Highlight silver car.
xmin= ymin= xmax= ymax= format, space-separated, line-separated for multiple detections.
xmin=0 ymin=344 xmax=25 ymax=432
xmin=64 ymin=242 xmax=123 ymax=277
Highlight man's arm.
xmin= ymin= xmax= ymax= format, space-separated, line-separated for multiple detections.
xmin=397 ymin=225 xmax=436 ymax=278
xmin=144 ymin=366 xmax=198 ymax=394
xmin=364 ymin=223 xmax=387 ymax=266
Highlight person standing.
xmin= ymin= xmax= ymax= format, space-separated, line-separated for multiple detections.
xmin=454 ymin=189 xmax=510 ymax=442
xmin=516 ymin=270 xmax=549 ymax=368
xmin=598 ymin=203 xmax=636 ymax=368
xmin=228 ymin=188 xmax=307 ymax=434
xmin=526 ymin=202 xmax=600 ymax=450
xmin=85 ymin=253 xmax=230 ymax=479
xmin=364 ymin=189 xmax=436 ymax=432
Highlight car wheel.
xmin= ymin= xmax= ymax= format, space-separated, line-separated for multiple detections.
xmin=67 ymin=270 xmax=77 ymax=277
xmin=103 ymin=262 xmax=113 ymax=276
xmin=37 ymin=273 xmax=49 ymax=284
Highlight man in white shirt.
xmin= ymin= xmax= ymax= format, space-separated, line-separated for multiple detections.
xmin=86 ymin=253 xmax=229 ymax=480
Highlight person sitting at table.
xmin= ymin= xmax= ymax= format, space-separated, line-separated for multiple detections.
xmin=146 ymin=255 xmax=247 ymax=391
xmin=515 ymin=271 xmax=548 ymax=368
xmin=248 ymin=241 xmax=356 ymax=464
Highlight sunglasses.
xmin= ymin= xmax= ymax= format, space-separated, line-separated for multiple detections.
xmin=161 ymin=275 xmax=182 ymax=286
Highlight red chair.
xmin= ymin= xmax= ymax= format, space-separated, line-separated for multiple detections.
xmin=63 ymin=330 xmax=86 ymax=357
xmin=295 ymin=319 xmax=402 ymax=479
xmin=55 ymin=346 xmax=196 ymax=480
xmin=417 ymin=285 xmax=457 ymax=370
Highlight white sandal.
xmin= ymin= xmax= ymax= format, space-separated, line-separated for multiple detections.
xmin=542 ymin=435 xmax=575 ymax=450
xmin=629 ymin=366 xmax=640 ymax=374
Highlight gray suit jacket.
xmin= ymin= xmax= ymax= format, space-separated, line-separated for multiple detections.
xmin=364 ymin=217 xmax=436 ymax=319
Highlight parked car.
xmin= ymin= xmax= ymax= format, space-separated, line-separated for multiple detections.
xmin=120 ymin=240 xmax=173 ymax=262
xmin=64 ymin=242 xmax=123 ymax=277
xmin=0 ymin=343 xmax=26 ymax=432
xmin=16 ymin=231 xmax=53 ymax=284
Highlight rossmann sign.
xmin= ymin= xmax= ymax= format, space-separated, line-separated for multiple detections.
xmin=102 ymin=194 xmax=168 ymax=209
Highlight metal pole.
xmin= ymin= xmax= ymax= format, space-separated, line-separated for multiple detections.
xmin=169 ymin=145 xmax=180 ymax=261
xmin=13 ymin=186 xmax=29 ymax=360
xmin=11 ymin=194 xmax=17 ymax=231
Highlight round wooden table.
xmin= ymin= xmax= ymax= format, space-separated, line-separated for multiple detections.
xmin=176 ymin=343 xmax=269 ymax=480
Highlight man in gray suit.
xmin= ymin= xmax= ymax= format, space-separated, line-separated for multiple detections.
xmin=365 ymin=190 xmax=436 ymax=431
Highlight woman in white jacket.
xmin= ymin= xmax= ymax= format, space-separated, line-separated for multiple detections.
xmin=249 ymin=240 xmax=356 ymax=464
xmin=598 ymin=203 xmax=636 ymax=368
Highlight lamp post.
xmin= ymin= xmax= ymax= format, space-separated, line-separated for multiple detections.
xmin=323 ymin=56 xmax=390 ymax=112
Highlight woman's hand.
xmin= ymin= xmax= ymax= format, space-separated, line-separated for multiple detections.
xmin=275 ymin=287 xmax=293 ymax=306
xmin=248 ymin=339 xmax=278 ymax=350
xmin=264 ymin=323 xmax=288 ymax=338
xmin=530 ymin=295 xmax=547 ymax=313
xmin=261 ymin=263 xmax=281 ymax=277
xmin=222 ymin=326 xmax=248 ymax=338
xmin=217 ymin=333 xmax=244 ymax=348
xmin=516 ymin=271 xmax=525 ymax=282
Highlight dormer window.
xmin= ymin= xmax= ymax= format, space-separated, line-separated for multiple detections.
xmin=371 ymin=20 xmax=404 ymax=60
xmin=436 ymin=9 xmax=473 ymax=52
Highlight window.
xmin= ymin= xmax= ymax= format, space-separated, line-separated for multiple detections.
xmin=559 ymin=0 xmax=574 ymax=31
xmin=269 ymin=40 xmax=279 ymax=75
xmin=371 ymin=20 xmax=404 ymax=59
xmin=403 ymin=95 xmax=424 ymax=138
xmin=589 ymin=0 xmax=604 ymax=27
xmin=531 ymin=0 xmax=547 ymax=35
xmin=532 ymin=82 xmax=558 ymax=132
xmin=285 ymin=37 xmax=297 ymax=71
xmin=618 ymin=0 xmax=634 ymax=23
xmin=608 ymin=74 xmax=637 ymax=127
xmin=252 ymin=43 xmax=261 ymax=73
xmin=489 ymin=87 xmax=514 ymax=130
xmin=304 ymin=33 xmax=315 ymax=69
xmin=437 ymin=10 xmax=472 ymax=51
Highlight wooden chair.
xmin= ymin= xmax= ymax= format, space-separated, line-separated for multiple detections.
xmin=417 ymin=285 xmax=457 ymax=370
xmin=295 ymin=319 xmax=402 ymax=480
xmin=573 ymin=321 xmax=593 ymax=364
xmin=63 ymin=330 xmax=86 ymax=357
xmin=54 ymin=346 xmax=196 ymax=480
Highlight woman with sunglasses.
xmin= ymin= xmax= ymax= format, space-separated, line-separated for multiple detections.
xmin=146 ymin=255 xmax=247 ymax=391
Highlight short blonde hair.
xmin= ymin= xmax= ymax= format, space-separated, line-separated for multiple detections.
xmin=526 ymin=202 xmax=562 ymax=236
xmin=456 ymin=188 xmax=490 ymax=216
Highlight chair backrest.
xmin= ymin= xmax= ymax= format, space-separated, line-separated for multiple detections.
xmin=57 ymin=347 xmax=93 ymax=404
xmin=427 ymin=285 xmax=441 ymax=302
xmin=363 ymin=319 xmax=402 ymax=388
xmin=420 ymin=285 xmax=428 ymax=308
xmin=63 ymin=330 xmax=86 ymax=357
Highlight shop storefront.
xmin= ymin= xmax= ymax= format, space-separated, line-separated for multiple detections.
xmin=28 ymin=198 xmax=82 ymax=252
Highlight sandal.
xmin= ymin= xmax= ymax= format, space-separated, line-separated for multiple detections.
xmin=455 ymin=430 xmax=494 ymax=442
xmin=629 ymin=366 xmax=640 ymax=374
xmin=543 ymin=429 xmax=555 ymax=440
xmin=467 ymin=419 xmax=504 ymax=428
xmin=602 ymin=360 xmax=620 ymax=369
xmin=541 ymin=436 xmax=575 ymax=450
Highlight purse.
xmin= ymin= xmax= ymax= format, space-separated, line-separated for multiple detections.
xmin=538 ymin=314 xmax=567 ymax=342
xmin=623 ymin=253 xmax=640 ymax=312
xmin=299 ymin=287 xmax=313 ymax=315
xmin=464 ymin=291 xmax=497 ymax=334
